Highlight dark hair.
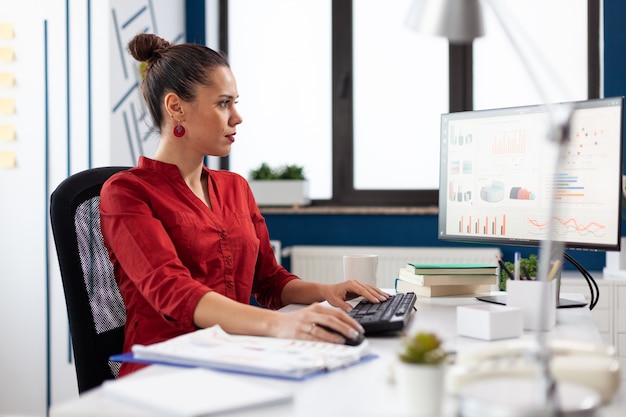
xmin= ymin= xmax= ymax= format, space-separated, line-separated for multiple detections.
xmin=127 ymin=33 xmax=230 ymax=131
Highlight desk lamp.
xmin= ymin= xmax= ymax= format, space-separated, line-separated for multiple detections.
xmin=405 ymin=1 xmax=601 ymax=416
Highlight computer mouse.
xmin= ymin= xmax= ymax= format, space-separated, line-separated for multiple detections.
xmin=318 ymin=324 xmax=365 ymax=346
xmin=344 ymin=332 xmax=365 ymax=346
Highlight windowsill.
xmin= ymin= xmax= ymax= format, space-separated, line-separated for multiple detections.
xmin=259 ymin=206 xmax=439 ymax=215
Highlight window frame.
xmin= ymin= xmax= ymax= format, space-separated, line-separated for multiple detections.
xmin=219 ymin=0 xmax=600 ymax=207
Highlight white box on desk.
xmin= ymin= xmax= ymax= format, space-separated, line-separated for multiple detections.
xmin=457 ymin=304 xmax=523 ymax=341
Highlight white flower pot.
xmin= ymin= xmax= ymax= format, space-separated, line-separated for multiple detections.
xmin=248 ymin=180 xmax=310 ymax=207
xmin=394 ymin=360 xmax=445 ymax=417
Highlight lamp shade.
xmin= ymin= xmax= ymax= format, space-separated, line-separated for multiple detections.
xmin=405 ymin=0 xmax=485 ymax=44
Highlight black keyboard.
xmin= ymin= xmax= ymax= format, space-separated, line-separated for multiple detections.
xmin=349 ymin=292 xmax=417 ymax=334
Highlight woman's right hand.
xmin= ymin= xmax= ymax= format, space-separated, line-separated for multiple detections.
xmin=270 ymin=302 xmax=364 ymax=345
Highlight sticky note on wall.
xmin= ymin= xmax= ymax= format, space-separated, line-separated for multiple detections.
xmin=0 ymin=97 xmax=15 ymax=114
xmin=0 ymin=125 xmax=15 ymax=141
xmin=0 ymin=72 xmax=15 ymax=87
xmin=0 ymin=47 xmax=14 ymax=62
xmin=0 ymin=23 xmax=14 ymax=39
xmin=0 ymin=151 xmax=16 ymax=168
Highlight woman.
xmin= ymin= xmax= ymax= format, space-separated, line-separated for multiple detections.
xmin=100 ymin=33 xmax=389 ymax=376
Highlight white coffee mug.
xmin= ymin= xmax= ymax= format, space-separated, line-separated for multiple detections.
xmin=343 ymin=254 xmax=378 ymax=286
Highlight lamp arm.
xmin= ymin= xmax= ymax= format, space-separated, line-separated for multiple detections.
xmin=479 ymin=0 xmax=575 ymax=282
xmin=480 ymin=1 xmax=577 ymax=413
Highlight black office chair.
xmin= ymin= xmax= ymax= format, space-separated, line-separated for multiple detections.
xmin=50 ymin=166 xmax=130 ymax=393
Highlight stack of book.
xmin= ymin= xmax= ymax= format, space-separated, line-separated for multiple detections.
xmin=396 ymin=263 xmax=498 ymax=297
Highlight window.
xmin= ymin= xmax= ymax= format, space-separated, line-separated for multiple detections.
xmin=224 ymin=0 xmax=599 ymax=206
xmin=227 ymin=0 xmax=333 ymax=199
xmin=352 ymin=0 xmax=448 ymax=191
xmin=473 ymin=0 xmax=590 ymax=109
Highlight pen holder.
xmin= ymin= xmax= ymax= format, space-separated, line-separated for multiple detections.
xmin=506 ymin=280 xmax=557 ymax=331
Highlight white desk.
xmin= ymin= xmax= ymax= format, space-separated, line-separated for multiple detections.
xmin=49 ymin=294 xmax=624 ymax=417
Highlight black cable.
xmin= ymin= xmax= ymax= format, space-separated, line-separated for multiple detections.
xmin=562 ymin=252 xmax=599 ymax=310
xmin=561 ymin=252 xmax=595 ymax=309
xmin=570 ymin=253 xmax=600 ymax=310
xmin=567 ymin=250 xmax=600 ymax=310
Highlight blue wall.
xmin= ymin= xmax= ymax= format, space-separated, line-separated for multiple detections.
xmin=604 ymin=0 xmax=626 ymax=101
xmin=264 ymin=213 xmax=607 ymax=274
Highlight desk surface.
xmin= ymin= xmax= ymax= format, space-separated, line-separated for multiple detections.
xmin=49 ymin=294 xmax=624 ymax=417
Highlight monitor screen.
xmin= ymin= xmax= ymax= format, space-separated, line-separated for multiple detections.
xmin=438 ymin=97 xmax=624 ymax=251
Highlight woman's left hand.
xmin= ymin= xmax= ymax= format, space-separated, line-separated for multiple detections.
xmin=322 ymin=280 xmax=391 ymax=312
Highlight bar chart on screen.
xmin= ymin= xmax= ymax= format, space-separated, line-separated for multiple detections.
xmin=456 ymin=214 xmax=507 ymax=236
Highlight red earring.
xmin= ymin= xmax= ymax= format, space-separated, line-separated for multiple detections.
xmin=173 ymin=121 xmax=185 ymax=137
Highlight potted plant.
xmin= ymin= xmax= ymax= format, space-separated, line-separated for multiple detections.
xmin=498 ymin=254 xmax=538 ymax=290
xmin=248 ymin=163 xmax=311 ymax=207
xmin=395 ymin=332 xmax=448 ymax=416
xmin=399 ymin=332 xmax=447 ymax=365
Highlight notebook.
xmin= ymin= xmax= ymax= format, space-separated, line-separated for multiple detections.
xmin=111 ymin=325 xmax=374 ymax=380
xmin=102 ymin=367 xmax=293 ymax=416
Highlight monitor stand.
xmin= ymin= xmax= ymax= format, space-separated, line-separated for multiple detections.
xmin=476 ymin=294 xmax=587 ymax=309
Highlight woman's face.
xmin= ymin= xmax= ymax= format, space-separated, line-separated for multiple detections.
xmin=183 ymin=66 xmax=243 ymax=157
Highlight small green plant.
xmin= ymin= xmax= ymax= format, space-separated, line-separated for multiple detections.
xmin=499 ymin=253 xmax=538 ymax=290
xmin=399 ymin=332 xmax=447 ymax=365
xmin=249 ymin=163 xmax=306 ymax=180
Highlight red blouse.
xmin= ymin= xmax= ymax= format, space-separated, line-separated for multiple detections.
xmin=99 ymin=157 xmax=298 ymax=375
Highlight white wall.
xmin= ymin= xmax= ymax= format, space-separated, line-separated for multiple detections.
xmin=0 ymin=2 xmax=49 ymax=416
xmin=0 ymin=1 xmax=184 ymax=415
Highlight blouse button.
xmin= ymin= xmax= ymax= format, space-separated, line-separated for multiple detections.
xmin=219 ymin=232 xmax=227 ymax=239
xmin=226 ymin=282 xmax=234 ymax=289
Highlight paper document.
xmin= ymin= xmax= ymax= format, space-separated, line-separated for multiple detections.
xmin=0 ymin=97 xmax=15 ymax=114
xmin=0 ymin=23 xmax=14 ymax=39
xmin=0 ymin=125 xmax=15 ymax=141
xmin=0 ymin=72 xmax=14 ymax=87
xmin=102 ymin=368 xmax=293 ymax=417
xmin=127 ymin=325 xmax=372 ymax=379
xmin=0 ymin=47 xmax=14 ymax=62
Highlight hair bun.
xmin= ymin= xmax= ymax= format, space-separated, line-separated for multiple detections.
xmin=127 ymin=33 xmax=171 ymax=62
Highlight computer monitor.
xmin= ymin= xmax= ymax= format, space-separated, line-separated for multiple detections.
xmin=438 ymin=97 xmax=624 ymax=252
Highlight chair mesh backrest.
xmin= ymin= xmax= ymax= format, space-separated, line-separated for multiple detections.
xmin=74 ymin=196 xmax=126 ymax=335
xmin=74 ymin=196 xmax=126 ymax=377
xmin=51 ymin=166 xmax=131 ymax=391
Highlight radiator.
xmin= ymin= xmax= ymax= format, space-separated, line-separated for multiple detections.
xmin=282 ymin=245 xmax=502 ymax=288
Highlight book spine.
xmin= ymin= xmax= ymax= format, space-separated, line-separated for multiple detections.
xmin=395 ymin=279 xmax=491 ymax=297
xmin=397 ymin=270 xmax=497 ymax=286
xmin=406 ymin=263 xmax=497 ymax=272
